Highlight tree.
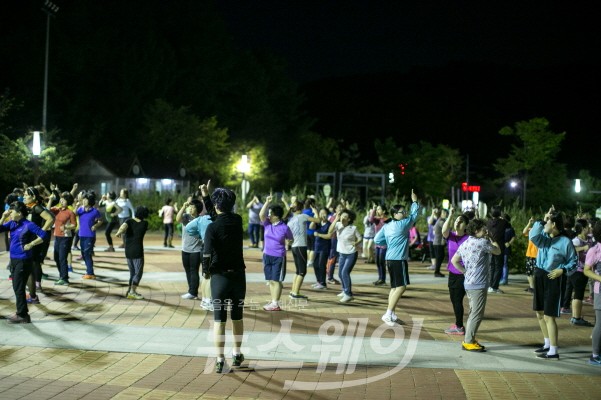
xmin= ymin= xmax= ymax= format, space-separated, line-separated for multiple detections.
xmin=375 ymin=138 xmax=463 ymax=203
xmin=143 ymin=99 xmax=230 ymax=183
xmin=493 ymin=118 xmax=569 ymax=208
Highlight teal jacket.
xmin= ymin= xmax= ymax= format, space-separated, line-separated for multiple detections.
xmin=374 ymin=202 xmax=420 ymax=260
xmin=529 ymin=221 xmax=577 ymax=273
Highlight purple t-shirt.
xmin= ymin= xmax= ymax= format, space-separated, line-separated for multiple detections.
xmin=77 ymin=207 xmax=102 ymax=238
xmin=446 ymin=232 xmax=468 ymax=274
xmin=262 ymin=220 xmax=293 ymax=258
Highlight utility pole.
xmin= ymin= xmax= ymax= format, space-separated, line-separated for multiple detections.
xmin=41 ymin=0 xmax=59 ymax=133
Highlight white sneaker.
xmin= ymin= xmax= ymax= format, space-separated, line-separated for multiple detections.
xmin=381 ymin=314 xmax=396 ymax=327
xmin=200 ymin=300 xmax=214 ymax=311
xmin=487 ymin=287 xmax=494 ymax=293
xmin=337 ymin=292 xmax=345 ymax=297
xmin=181 ymin=293 xmax=197 ymax=299
xmin=339 ymin=294 xmax=354 ymax=303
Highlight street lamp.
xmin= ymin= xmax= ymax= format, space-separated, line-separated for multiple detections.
xmin=237 ymin=154 xmax=251 ymax=204
xmin=509 ymin=179 xmax=525 ymax=210
xmin=41 ymin=0 xmax=59 ymax=133
xmin=32 ymin=131 xmax=42 ymax=184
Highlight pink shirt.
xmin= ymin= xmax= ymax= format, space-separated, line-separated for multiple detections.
xmin=585 ymin=242 xmax=601 ymax=294
xmin=161 ymin=205 xmax=175 ymax=224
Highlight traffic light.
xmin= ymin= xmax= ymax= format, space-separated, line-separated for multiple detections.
xmin=398 ymin=163 xmax=406 ymax=176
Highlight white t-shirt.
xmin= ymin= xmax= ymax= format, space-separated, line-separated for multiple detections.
xmin=335 ymin=222 xmax=363 ymax=254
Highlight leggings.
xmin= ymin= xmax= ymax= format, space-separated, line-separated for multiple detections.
xmin=291 ymin=246 xmax=307 ymax=276
xmin=127 ymin=257 xmax=144 ymax=287
xmin=448 ymin=273 xmax=466 ymax=328
xmin=105 ymin=220 xmax=119 ymax=247
xmin=593 ymin=309 xmax=601 ymax=356
xmin=376 ymin=247 xmax=387 ymax=282
xmin=211 ymin=270 xmax=246 ymax=322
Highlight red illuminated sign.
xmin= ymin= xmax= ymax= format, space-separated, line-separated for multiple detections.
xmin=461 ymin=182 xmax=480 ymax=192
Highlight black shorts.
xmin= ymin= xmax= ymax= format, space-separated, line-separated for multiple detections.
xmin=533 ymin=267 xmax=565 ymax=317
xmin=568 ymin=270 xmax=589 ymax=301
xmin=387 ymin=260 xmax=410 ymax=289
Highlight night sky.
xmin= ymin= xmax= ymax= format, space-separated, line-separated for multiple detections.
xmin=2 ymin=1 xmax=600 ymax=178
xmin=216 ymin=2 xmax=601 ymax=176
xmin=215 ymin=2 xmax=598 ymax=82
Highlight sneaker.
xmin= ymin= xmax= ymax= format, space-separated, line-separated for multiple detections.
xmin=200 ymin=300 xmax=214 ymax=311
xmin=560 ymin=308 xmax=571 ymax=315
xmin=536 ymin=353 xmax=559 ymax=360
xmin=82 ymin=274 xmax=96 ymax=280
xmin=26 ymin=296 xmax=40 ymax=304
xmin=588 ymin=355 xmax=601 ymax=366
xmin=72 ymin=245 xmax=80 ymax=251
xmin=55 ymin=279 xmax=68 ymax=286
xmin=168 ymin=245 xmax=175 ymax=248
xmin=313 ymin=283 xmax=326 ymax=290
xmin=339 ymin=294 xmax=354 ymax=303
xmin=533 ymin=346 xmax=550 ymax=354
xmin=337 ymin=291 xmax=345 ymax=297
xmin=181 ymin=293 xmax=197 ymax=299
xmin=232 ymin=353 xmax=245 ymax=367
xmin=104 ymin=246 xmax=115 ymax=252
xmin=571 ymin=317 xmax=593 ymax=327
xmin=474 ymin=341 xmax=486 ymax=350
xmin=127 ymin=291 xmax=144 ymax=300
xmin=76 ymin=256 xmax=83 ymax=261
xmin=499 ymin=280 xmax=508 ymax=285
xmin=434 ymin=272 xmax=445 ymax=278
xmin=487 ymin=287 xmax=494 ymax=293
xmin=373 ymin=280 xmax=386 ymax=286
xmin=524 ymin=287 xmax=534 ymax=293
xmin=462 ymin=341 xmax=485 ymax=352
xmin=381 ymin=314 xmax=396 ymax=327
xmin=68 ymin=266 xmax=73 ymax=272
xmin=426 ymin=265 xmax=436 ymax=270
xmin=444 ymin=324 xmax=466 ymax=335
xmin=289 ymin=293 xmax=308 ymax=299
xmin=6 ymin=314 xmax=31 ymax=324
xmin=327 ymin=279 xmax=340 ymax=285
xmin=492 ymin=289 xmax=504 ymax=294
xmin=263 ymin=302 xmax=282 ymax=311
xmin=215 ymin=359 xmax=225 ymax=373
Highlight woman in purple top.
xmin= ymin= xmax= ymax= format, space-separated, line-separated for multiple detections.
xmin=259 ymin=195 xmax=293 ymax=311
xmin=441 ymin=206 xmax=470 ymax=335
xmin=76 ymin=192 xmax=103 ymax=279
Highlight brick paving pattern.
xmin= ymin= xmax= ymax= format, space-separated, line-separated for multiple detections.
xmin=1 ymin=233 xmax=600 ymax=399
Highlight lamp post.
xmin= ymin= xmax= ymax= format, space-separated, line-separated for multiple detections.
xmin=237 ymin=154 xmax=251 ymax=204
xmin=41 ymin=0 xmax=59 ymax=133
xmin=32 ymin=131 xmax=42 ymax=184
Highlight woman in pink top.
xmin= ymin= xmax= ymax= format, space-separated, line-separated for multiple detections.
xmin=583 ymin=220 xmax=601 ymax=366
xmin=442 ymin=206 xmax=470 ymax=335
xmin=159 ymin=198 xmax=176 ymax=248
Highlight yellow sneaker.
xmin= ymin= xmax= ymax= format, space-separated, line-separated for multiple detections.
xmin=462 ymin=341 xmax=485 ymax=352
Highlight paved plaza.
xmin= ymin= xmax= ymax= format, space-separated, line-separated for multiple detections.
xmin=0 ymin=233 xmax=600 ymax=399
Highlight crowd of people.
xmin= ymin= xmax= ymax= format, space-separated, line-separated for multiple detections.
xmin=2 ymin=182 xmax=601 ymax=372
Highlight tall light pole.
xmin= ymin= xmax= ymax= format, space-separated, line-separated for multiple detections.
xmin=41 ymin=0 xmax=59 ymax=133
